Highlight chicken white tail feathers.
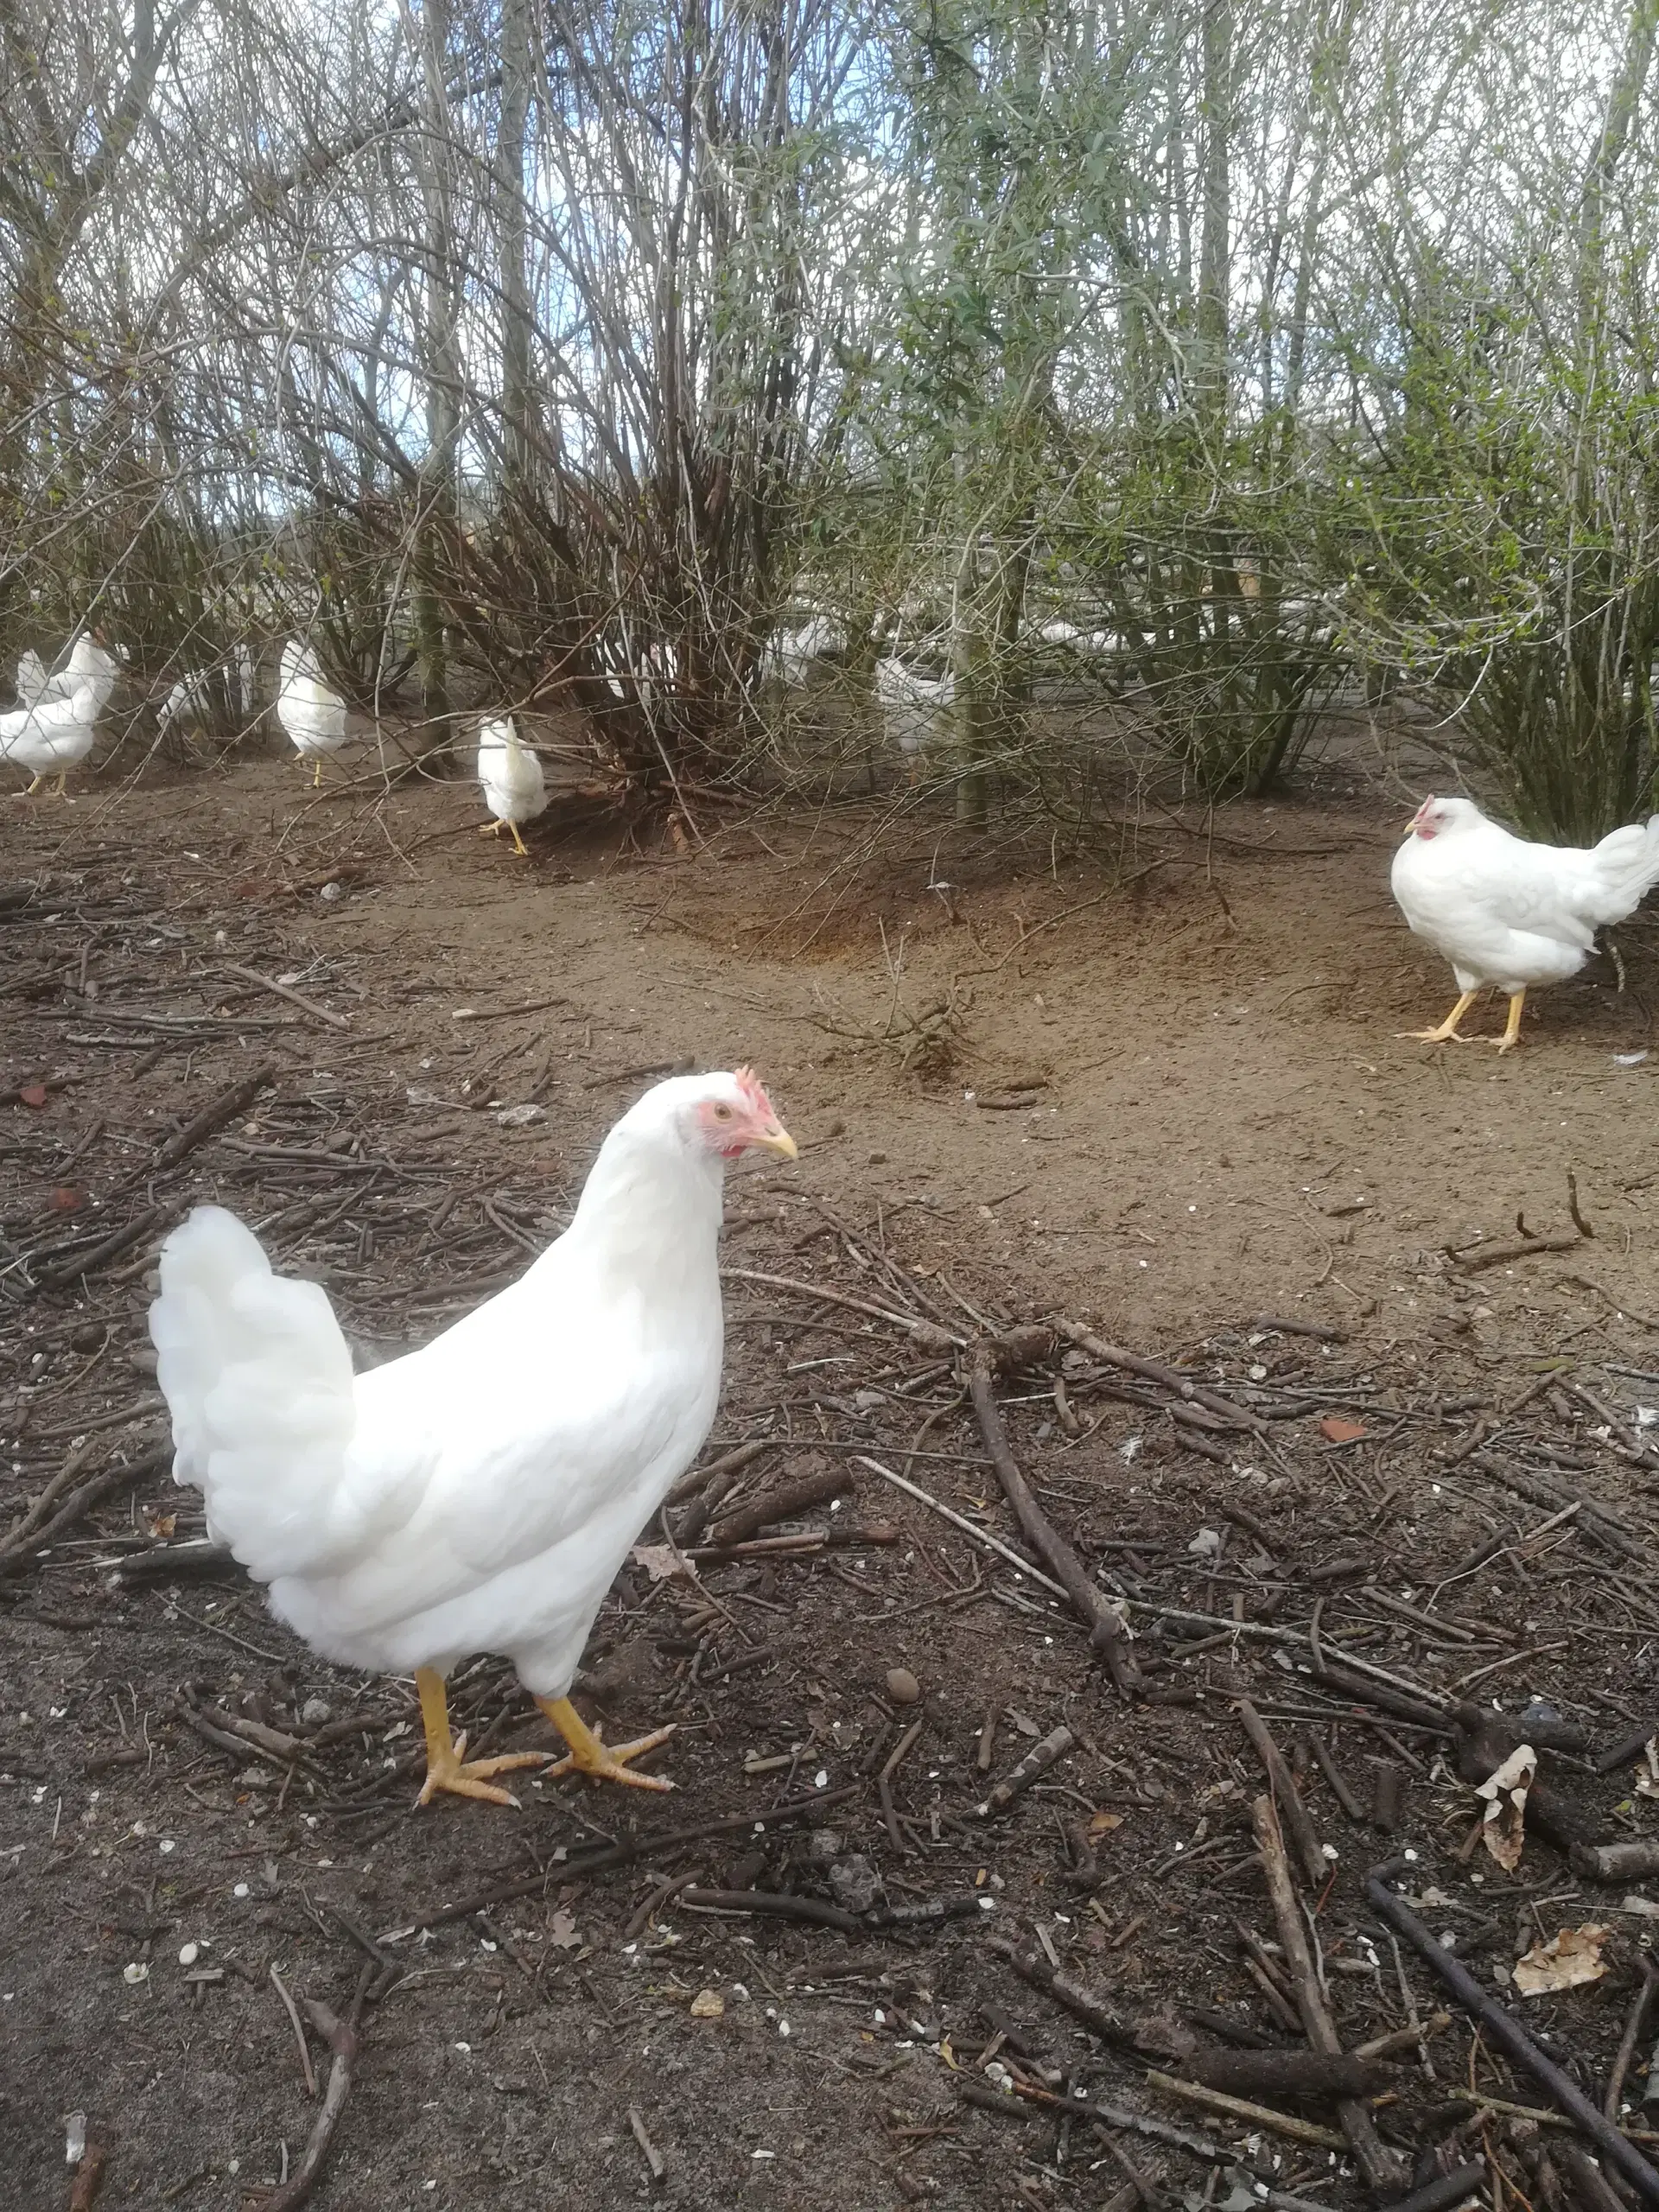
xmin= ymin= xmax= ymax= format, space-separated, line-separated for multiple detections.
xmin=1585 ymin=815 xmax=1659 ymax=924
xmin=149 ymin=1205 xmax=359 ymax=1580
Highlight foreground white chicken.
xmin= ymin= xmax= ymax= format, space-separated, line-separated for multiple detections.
xmin=1392 ymin=794 xmax=1659 ymax=1050
xmin=276 ymin=639 xmax=347 ymax=784
xmin=476 ymin=715 xmax=548 ymax=856
xmin=0 ymin=681 xmax=99 ymax=795
xmin=149 ymin=1070 xmax=797 ymax=1804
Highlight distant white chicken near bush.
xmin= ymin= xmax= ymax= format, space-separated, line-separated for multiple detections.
xmin=276 ymin=639 xmax=347 ymax=784
xmin=149 ymin=1070 xmax=798 ymax=1805
xmin=1391 ymin=793 xmax=1659 ymax=1051
xmin=476 ymin=714 xmax=549 ymax=855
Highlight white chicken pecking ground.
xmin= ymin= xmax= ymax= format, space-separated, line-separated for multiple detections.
xmin=1391 ymin=793 xmax=1659 ymax=1051
xmin=276 ymin=639 xmax=348 ymax=785
xmin=476 ymin=714 xmax=549 ymax=856
xmin=149 ymin=1070 xmax=797 ymax=1804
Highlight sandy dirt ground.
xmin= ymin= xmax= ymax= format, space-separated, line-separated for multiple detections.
xmin=5 ymin=739 xmax=1659 ymax=2212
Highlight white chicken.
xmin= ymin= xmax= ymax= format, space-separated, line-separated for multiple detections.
xmin=276 ymin=639 xmax=348 ymax=784
xmin=874 ymin=655 xmax=957 ymax=766
xmin=1392 ymin=793 xmax=1659 ymax=1051
xmin=149 ymin=1070 xmax=798 ymax=1805
xmin=766 ymin=615 xmax=845 ymax=685
xmin=476 ymin=715 xmax=549 ymax=856
xmin=16 ymin=632 xmax=123 ymax=716
xmin=0 ymin=680 xmax=100 ymax=796
xmin=157 ymin=645 xmax=258 ymax=737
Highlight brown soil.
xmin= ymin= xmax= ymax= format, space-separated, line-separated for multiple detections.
xmin=5 ymin=747 xmax=1659 ymax=2212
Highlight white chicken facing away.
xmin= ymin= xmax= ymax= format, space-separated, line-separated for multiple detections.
xmin=0 ymin=681 xmax=100 ymax=796
xmin=149 ymin=1070 xmax=798 ymax=1804
xmin=1391 ymin=794 xmax=1659 ymax=1051
xmin=276 ymin=639 xmax=348 ymax=785
xmin=476 ymin=715 xmax=549 ymax=856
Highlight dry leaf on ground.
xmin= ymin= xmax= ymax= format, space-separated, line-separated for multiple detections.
xmin=1512 ymin=1925 xmax=1610 ymax=1997
xmin=1474 ymin=1744 xmax=1537 ymax=1872
xmin=628 ymin=1543 xmax=682 ymax=1583
xmin=547 ymin=1910 xmax=582 ymax=1950
xmin=1634 ymin=1739 xmax=1659 ymax=1800
xmin=1319 ymin=1415 xmax=1368 ymax=1443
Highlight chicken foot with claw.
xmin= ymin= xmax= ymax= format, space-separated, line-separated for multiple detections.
xmin=535 ymin=1694 xmax=675 ymax=1789
xmin=415 ymin=1666 xmax=547 ymax=1807
xmin=1401 ymin=988 xmax=1478 ymax=1043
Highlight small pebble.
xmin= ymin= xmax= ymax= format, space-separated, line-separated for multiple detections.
xmin=301 ymin=1697 xmax=332 ymax=1726
xmin=886 ymin=1668 xmax=921 ymax=1705
xmin=178 ymin=1942 xmax=200 ymax=1967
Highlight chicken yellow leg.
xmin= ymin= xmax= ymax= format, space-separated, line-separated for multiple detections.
xmin=1401 ymin=988 xmax=1478 ymax=1044
xmin=415 ymin=1667 xmax=547 ymax=1808
xmin=534 ymin=1694 xmax=675 ymax=1790
xmin=508 ymin=822 xmax=529 ymax=857
xmin=1491 ymin=989 xmax=1526 ymax=1053
xmin=312 ymin=758 xmax=323 ymax=788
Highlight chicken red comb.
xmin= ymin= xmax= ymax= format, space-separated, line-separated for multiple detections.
xmin=734 ymin=1065 xmax=772 ymax=1115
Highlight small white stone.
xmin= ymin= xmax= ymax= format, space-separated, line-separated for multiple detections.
xmin=178 ymin=1942 xmax=199 ymax=1967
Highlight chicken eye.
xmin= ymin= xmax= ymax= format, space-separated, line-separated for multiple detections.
xmin=713 ymin=1104 xmax=733 ymax=1121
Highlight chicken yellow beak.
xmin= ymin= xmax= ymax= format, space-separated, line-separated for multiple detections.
xmin=753 ymin=1122 xmax=798 ymax=1161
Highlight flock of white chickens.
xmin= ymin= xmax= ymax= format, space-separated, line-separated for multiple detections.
xmin=3 ymin=631 xmax=551 ymax=850
xmin=9 ymin=626 xmax=1659 ymax=1812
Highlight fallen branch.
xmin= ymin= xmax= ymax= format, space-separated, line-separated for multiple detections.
xmin=677 ymin=1886 xmax=861 ymax=1937
xmin=985 ymin=1936 xmax=1184 ymax=2060
xmin=722 ymin=1268 xmax=961 ymax=1351
xmin=706 ymin=1465 xmax=854 ymax=1549
xmin=1142 ymin=2072 xmax=1347 ymax=2150
xmin=0 ymin=1446 xmax=169 ymax=1582
xmin=957 ymin=2077 xmax=1233 ymax=2163
xmin=856 ymin=1456 xmax=1068 ymax=1597
xmin=968 ymin=1338 xmax=1140 ymax=1694
xmin=1237 ymin=1700 xmax=1327 ymax=1888
xmin=1378 ymin=2166 xmax=1487 ymax=2212
xmin=976 ymin=1724 xmax=1075 ymax=1818
xmin=1364 ymin=1862 xmax=1659 ymax=2206
xmin=399 ymin=1782 xmax=862 ymax=1929
xmin=1189 ymin=2049 xmax=1387 ymax=2101
xmin=1452 ymin=1234 xmax=1586 ymax=1274
xmin=261 ymin=1997 xmax=360 ymax=2212
xmin=150 ymin=1063 xmax=276 ymax=1173
xmin=664 ymin=1437 xmax=778 ymax=1510
xmin=67 ymin=2145 xmax=107 ymax=2212
xmin=1253 ymin=1798 xmax=1407 ymax=2193
xmin=1055 ymin=1318 xmax=1268 ymax=1433
xmin=219 ymin=962 xmax=351 ymax=1029
xmin=34 ymin=1204 xmax=175 ymax=1292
